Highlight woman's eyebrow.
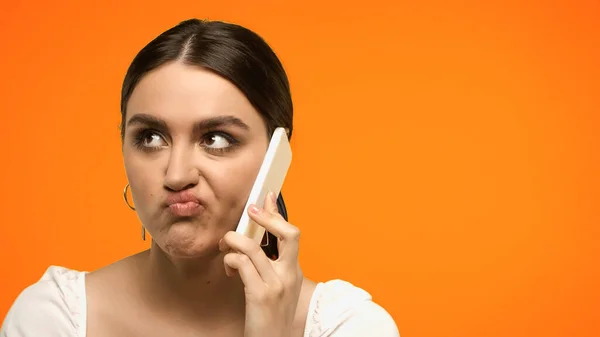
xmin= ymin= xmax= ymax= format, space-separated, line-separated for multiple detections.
xmin=126 ymin=113 xmax=251 ymax=132
xmin=126 ymin=114 xmax=168 ymax=129
xmin=193 ymin=115 xmax=251 ymax=133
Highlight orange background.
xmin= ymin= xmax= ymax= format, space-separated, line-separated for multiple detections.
xmin=1 ymin=1 xmax=599 ymax=336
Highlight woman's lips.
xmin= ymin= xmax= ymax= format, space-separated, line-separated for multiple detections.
xmin=168 ymin=201 xmax=204 ymax=217
xmin=165 ymin=191 xmax=205 ymax=217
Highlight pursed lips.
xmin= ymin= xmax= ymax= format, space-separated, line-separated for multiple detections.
xmin=165 ymin=190 xmax=205 ymax=217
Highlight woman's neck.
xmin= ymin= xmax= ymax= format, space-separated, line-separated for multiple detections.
xmin=139 ymin=241 xmax=247 ymax=327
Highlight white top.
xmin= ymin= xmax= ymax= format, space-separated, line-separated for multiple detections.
xmin=0 ymin=266 xmax=400 ymax=337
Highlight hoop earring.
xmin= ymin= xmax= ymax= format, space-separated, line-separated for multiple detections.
xmin=123 ymin=183 xmax=146 ymax=241
xmin=261 ymin=231 xmax=269 ymax=247
xmin=123 ymin=183 xmax=135 ymax=211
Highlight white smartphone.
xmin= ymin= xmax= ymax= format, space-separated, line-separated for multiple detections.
xmin=235 ymin=127 xmax=292 ymax=244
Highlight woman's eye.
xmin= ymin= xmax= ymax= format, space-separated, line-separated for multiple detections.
xmin=135 ymin=131 xmax=166 ymax=149
xmin=144 ymin=133 xmax=164 ymax=146
xmin=203 ymin=134 xmax=232 ymax=149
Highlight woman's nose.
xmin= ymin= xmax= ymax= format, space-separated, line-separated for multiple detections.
xmin=163 ymin=145 xmax=200 ymax=191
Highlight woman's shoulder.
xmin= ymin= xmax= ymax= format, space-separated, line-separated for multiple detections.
xmin=0 ymin=265 xmax=87 ymax=337
xmin=305 ymin=278 xmax=400 ymax=337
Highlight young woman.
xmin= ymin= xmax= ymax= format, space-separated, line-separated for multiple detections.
xmin=0 ymin=19 xmax=399 ymax=337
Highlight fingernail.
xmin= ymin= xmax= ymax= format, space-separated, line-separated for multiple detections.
xmin=269 ymin=191 xmax=277 ymax=204
xmin=249 ymin=205 xmax=261 ymax=214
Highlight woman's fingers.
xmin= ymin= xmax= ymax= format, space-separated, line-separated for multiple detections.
xmin=223 ymin=251 xmax=264 ymax=288
xmin=220 ymin=190 xmax=301 ymax=296
xmin=224 ymin=260 xmax=237 ymax=277
xmin=248 ymin=191 xmax=301 ymax=263
xmin=220 ymin=231 xmax=280 ymax=285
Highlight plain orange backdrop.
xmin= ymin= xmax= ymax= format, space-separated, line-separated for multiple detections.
xmin=1 ymin=1 xmax=599 ymax=336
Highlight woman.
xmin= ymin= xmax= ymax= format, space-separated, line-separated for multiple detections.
xmin=0 ymin=19 xmax=399 ymax=337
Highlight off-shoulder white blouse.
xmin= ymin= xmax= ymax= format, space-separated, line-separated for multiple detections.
xmin=1 ymin=266 xmax=400 ymax=337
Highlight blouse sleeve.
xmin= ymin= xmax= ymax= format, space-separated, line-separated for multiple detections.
xmin=306 ymin=280 xmax=400 ymax=337
xmin=0 ymin=266 xmax=85 ymax=337
xmin=324 ymin=300 xmax=400 ymax=337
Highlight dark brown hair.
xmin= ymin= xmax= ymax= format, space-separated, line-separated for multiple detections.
xmin=120 ymin=18 xmax=294 ymax=258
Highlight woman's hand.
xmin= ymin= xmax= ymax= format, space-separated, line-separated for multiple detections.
xmin=219 ymin=191 xmax=304 ymax=337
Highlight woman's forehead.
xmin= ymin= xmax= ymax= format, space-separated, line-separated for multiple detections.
xmin=126 ymin=62 xmax=262 ymax=128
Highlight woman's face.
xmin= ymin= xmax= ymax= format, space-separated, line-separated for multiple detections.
xmin=122 ymin=61 xmax=269 ymax=259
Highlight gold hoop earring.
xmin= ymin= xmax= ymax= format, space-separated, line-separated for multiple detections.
xmin=123 ymin=183 xmax=135 ymax=211
xmin=123 ymin=183 xmax=146 ymax=241
xmin=261 ymin=231 xmax=269 ymax=247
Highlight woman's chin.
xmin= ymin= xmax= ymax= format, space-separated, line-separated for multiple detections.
xmin=156 ymin=231 xmax=220 ymax=260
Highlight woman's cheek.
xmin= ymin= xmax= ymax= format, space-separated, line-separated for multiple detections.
xmin=210 ymin=164 xmax=258 ymax=225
